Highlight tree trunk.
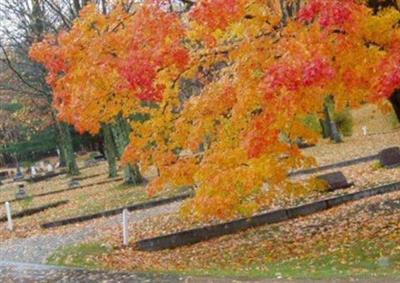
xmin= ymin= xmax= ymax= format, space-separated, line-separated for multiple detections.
xmin=324 ymin=96 xmax=342 ymax=143
xmin=58 ymin=145 xmax=67 ymax=168
xmin=368 ymin=0 xmax=398 ymax=13
xmin=389 ymin=90 xmax=400 ymax=122
xmin=55 ymin=121 xmax=79 ymax=175
xmin=111 ymin=115 xmax=144 ymax=185
xmin=102 ymin=124 xmax=118 ymax=178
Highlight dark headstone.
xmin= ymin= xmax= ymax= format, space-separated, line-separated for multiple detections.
xmin=0 ymin=171 xmax=8 ymax=180
xmin=317 ymin=172 xmax=352 ymax=191
xmin=68 ymin=178 xmax=81 ymax=189
xmin=379 ymin=147 xmax=400 ymax=168
xmin=296 ymin=140 xmax=315 ymax=149
xmin=13 ymin=172 xmax=24 ymax=182
xmin=94 ymin=155 xmax=106 ymax=161
xmin=84 ymin=160 xmax=97 ymax=168
xmin=15 ymin=183 xmax=28 ymax=200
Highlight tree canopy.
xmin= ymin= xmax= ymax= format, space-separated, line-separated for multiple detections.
xmin=30 ymin=0 xmax=400 ymax=220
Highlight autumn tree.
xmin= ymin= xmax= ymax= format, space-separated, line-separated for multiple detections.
xmin=30 ymin=0 xmax=400 ymax=220
xmin=0 ymin=0 xmax=84 ymax=175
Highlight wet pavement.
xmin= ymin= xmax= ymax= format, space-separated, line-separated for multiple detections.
xmin=1 ymin=261 xmax=400 ymax=282
xmin=0 ymin=261 xmax=185 ymax=282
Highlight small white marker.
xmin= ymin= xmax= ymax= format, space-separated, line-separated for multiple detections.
xmin=5 ymin=202 xmax=13 ymax=231
xmin=362 ymin=126 xmax=368 ymax=136
xmin=122 ymin=209 xmax=129 ymax=246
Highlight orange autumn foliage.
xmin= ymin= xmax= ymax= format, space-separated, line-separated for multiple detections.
xmin=31 ymin=0 xmax=400 ymax=220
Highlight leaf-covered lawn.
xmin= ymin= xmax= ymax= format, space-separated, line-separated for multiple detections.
xmin=0 ymin=162 xmax=186 ymax=241
xmin=49 ymin=188 xmax=400 ymax=280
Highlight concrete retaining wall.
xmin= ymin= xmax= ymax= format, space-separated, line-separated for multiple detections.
xmin=136 ymin=182 xmax=400 ymax=251
xmin=0 ymin=200 xmax=69 ymax=222
xmin=288 ymin=154 xmax=378 ymax=177
xmin=41 ymin=191 xmax=194 ymax=229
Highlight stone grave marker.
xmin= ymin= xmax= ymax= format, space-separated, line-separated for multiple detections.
xmin=84 ymin=159 xmax=97 ymax=167
xmin=317 ymin=171 xmax=353 ymax=191
xmin=15 ymin=183 xmax=28 ymax=200
xmin=94 ymin=154 xmax=106 ymax=161
xmin=46 ymin=163 xmax=54 ymax=175
xmin=13 ymin=171 xmax=24 ymax=182
xmin=379 ymin=147 xmax=400 ymax=168
xmin=68 ymin=178 xmax=81 ymax=189
xmin=31 ymin=166 xmax=37 ymax=177
xmin=0 ymin=171 xmax=8 ymax=180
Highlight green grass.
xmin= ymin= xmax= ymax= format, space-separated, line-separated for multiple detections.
xmin=188 ymin=239 xmax=400 ymax=280
xmin=48 ymin=237 xmax=400 ymax=280
xmin=47 ymin=242 xmax=113 ymax=269
xmin=371 ymin=161 xmax=384 ymax=171
xmin=19 ymin=196 xmax=33 ymax=209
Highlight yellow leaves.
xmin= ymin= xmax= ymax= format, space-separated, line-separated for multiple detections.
xmin=359 ymin=7 xmax=400 ymax=47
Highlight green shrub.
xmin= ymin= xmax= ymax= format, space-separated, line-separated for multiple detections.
xmin=302 ymin=114 xmax=322 ymax=134
xmin=334 ymin=109 xmax=353 ymax=137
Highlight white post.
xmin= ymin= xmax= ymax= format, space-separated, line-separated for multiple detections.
xmin=122 ymin=209 xmax=129 ymax=246
xmin=362 ymin=126 xmax=368 ymax=136
xmin=5 ymin=202 xmax=13 ymax=231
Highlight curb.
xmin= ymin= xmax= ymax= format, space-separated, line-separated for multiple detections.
xmin=136 ymin=182 xmax=400 ymax=251
xmin=41 ymin=191 xmax=194 ymax=229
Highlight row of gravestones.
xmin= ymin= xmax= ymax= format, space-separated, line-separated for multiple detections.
xmin=84 ymin=154 xmax=106 ymax=168
xmin=10 ymin=176 xmax=81 ymax=202
xmin=3 ymin=155 xmax=106 ymax=198
xmin=317 ymin=147 xmax=400 ymax=191
xmin=5 ymin=147 xmax=400 ymax=201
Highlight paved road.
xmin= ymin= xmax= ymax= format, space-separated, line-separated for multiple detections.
xmin=1 ymin=261 xmax=399 ymax=283
xmin=0 ymin=261 xmax=185 ymax=283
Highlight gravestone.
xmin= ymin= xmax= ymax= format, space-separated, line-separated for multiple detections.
xmin=68 ymin=178 xmax=81 ymax=189
xmin=46 ymin=164 xmax=54 ymax=174
xmin=84 ymin=159 xmax=97 ymax=167
xmin=0 ymin=171 xmax=8 ymax=180
xmin=31 ymin=166 xmax=37 ymax=177
xmin=379 ymin=147 xmax=400 ymax=168
xmin=317 ymin=172 xmax=352 ymax=191
xmin=15 ymin=183 xmax=28 ymax=200
xmin=94 ymin=154 xmax=106 ymax=161
xmin=13 ymin=172 xmax=24 ymax=182
xmin=296 ymin=140 xmax=315 ymax=149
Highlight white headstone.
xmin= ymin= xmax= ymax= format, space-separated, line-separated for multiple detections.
xmin=122 ymin=209 xmax=129 ymax=246
xmin=31 ymin=166 xmax=37 ymax=177
xmin=5 ymin=202 xmax=13 ymax=231
xmin=47 ymin=164 xmax=54 ymax=173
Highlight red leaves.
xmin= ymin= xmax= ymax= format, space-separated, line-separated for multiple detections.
xmin=119 ymin=57 xmax=164 ymax=102
xmin=373 ymin=41 xmax=400 ymax=99
xmin=244 ymin=113 xmax=279 ymax=159
xmin=262 ymin=56 xmax=335 ymax=99
xmin=190 ymin=0 xmax=245 ymax=31
xmin=29 ymin=36 xmax=67 ymax=87
xmin=118 ymin=5 xmax=189 ymax=102
xmin=298 ymin=0 xmax=355 ymax=29
xmin=303 ymin=58 xmax=335 ymax=87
